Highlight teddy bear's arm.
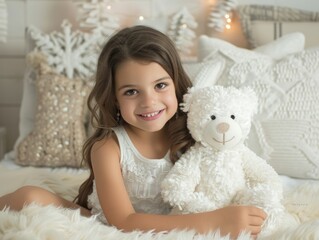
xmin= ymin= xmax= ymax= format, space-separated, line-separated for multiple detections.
xmin=161 ymin=149 xmax=217 ymax=212
xmin=161 ymin=147 xmax=219 ymax=213
xmin=161 ymin=149 xmax=201 ymax=210
xmin=234 ymin=147 xmax=284 ymax=209
xmin=232 ymin=148 xmax=286 ymax=235
xmin=242 ymin=148 xmax=282 ymax=191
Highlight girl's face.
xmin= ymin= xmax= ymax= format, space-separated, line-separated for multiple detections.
xmin=115 ymin=59 xmax=178 ymax=133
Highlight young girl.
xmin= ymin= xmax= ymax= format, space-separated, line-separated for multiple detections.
xmin=0 ymin=25 xmax=266 ymax=239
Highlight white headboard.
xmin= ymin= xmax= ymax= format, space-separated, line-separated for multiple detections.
xmin=237 ymin=5 xmax=319 ymax=48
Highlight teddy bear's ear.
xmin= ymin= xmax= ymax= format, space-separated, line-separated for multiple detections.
xmin=192 ymin=59 xmax=225 ymax=89
xmin=180 ymin=87 xmax=195 ymax=112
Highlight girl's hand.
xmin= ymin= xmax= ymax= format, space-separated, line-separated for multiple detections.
xmin=207 ymin=205 xmax=267 ymax=239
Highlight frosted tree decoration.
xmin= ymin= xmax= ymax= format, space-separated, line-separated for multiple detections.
xmin=168 ymin=7 xmax=198 ymax=56
xmin=0 ymin=0 xmax=7 ymax=42
xmin=28 ymin=20 xmax=99 ymax=79
xmin=208 ymin=0 xmax=238 ymax=32
xmin=75 ymin=0 xmax=120 ymax=46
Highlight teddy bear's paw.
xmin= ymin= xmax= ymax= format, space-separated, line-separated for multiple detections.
xmin=258 ymin=210 xmax=287 ymax=238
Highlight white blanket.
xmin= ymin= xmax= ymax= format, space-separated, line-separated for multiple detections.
xmin=1 ymin=162 xmax=319 ymax=240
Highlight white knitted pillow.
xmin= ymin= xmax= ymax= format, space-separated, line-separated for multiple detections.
xmin=198 ymin=35 xmax=319 ymax=179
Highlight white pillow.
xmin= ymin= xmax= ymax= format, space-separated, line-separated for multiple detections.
xmin=182 ymin=59 xmax=225 ymax=86
xmin=4 ymin=67 xmax=38 ymax=162
xmin=253 ymin=32 xmax=305 ymax=60
xmin=198 ymin=35 xmax=319 ymax=180
xmin=199 ymin=32 xmax=305 ymax=61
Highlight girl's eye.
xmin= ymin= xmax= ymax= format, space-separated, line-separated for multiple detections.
xmin=124 ymin=89 xmax=138 ymax=96
xmin=155 ymin=82 xmax=167 ymax=90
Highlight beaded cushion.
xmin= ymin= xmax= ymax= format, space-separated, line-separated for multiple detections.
xmin=4 ymin=20 xmax=98 ymax=164
xmin=198 ymin=35 xmax=319 ymax=179
xmin=15 ymin=53 xmax=91 ymax=167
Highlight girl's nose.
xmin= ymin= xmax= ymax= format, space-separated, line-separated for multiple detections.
xmin=140 ymin=92 xmax=156 ymax=107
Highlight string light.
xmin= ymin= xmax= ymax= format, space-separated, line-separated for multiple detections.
xmin=208 ymin=0 xmax=237 ymax=32
xmin=224 ymin=12 xmax=232 ymax=30
xmin=138 ymin=15 xmax=144 ymax=21
xmin=181 ymin=23 xmax=188 ymax=28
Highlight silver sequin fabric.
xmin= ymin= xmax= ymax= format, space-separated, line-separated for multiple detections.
xmin=16 ymin=57 xmax=91 ymax=167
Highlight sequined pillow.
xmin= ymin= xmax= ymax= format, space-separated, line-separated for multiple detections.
xmin=16 ymin=53 xmax=91 ymax=167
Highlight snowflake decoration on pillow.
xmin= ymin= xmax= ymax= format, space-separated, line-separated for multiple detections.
xmin=28 ymin=19 xmax=99 ymax=79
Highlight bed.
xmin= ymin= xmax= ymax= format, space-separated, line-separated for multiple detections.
xmin=1 ymin=4 xmax=319 ymax=240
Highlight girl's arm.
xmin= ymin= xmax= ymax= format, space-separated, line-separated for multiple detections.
xmin=91 ymin=136 xmax=267 ymax=238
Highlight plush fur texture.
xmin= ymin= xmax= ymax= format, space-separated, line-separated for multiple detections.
xmin=0 ymin=165 xmax=319 ymax=239
xmin=1 ymin=184 xmax=319 ymax=240
xmin=0 ymin=204 xmax=253 ymax=240
xmin=161 ymin=86 xmax=285 ymax=237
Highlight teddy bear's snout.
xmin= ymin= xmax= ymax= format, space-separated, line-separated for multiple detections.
xmin=216 ymin=122 xmax=229 ymax=134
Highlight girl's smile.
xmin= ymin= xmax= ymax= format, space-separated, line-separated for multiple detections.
xmin=115 ymin=60 xmax=178 ymax=133
xmin=137 ymin=109 xmax=164 ymax=120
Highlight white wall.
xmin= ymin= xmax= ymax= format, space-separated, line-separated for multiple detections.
xmin=0 ymin=0 xmax=78 ymax=153
xmin=0 ymin=0 xmax=318 ymax=153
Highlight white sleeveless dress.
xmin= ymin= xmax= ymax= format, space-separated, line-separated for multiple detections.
xmin=87 ymin=126 xmax=173 ymax=224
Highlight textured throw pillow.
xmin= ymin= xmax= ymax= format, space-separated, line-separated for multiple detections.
xmin=15 ymin=53 xmax=91 ymax=167
xmin=198 ymin=35 xmax=319 ymax=179
xmin=198 ymin=35 xmax=274 ymax=95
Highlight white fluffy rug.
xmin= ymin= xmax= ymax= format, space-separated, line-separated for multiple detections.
xmin=0 ymin=204 xmax=254 ymax=240
xmin=1 ymin=165 xmax=319 ymax=240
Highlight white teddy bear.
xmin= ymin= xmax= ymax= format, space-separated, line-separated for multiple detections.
xmin=161 ymin=84 xmax=285 ymax=236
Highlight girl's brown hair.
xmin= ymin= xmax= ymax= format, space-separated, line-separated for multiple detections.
xmin=74 ymin=25 xmax=194 ymax=208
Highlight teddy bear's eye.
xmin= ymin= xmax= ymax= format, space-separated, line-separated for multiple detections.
xmin=211 ymin=115 xmax=216 ymax=120
xmin=230 ymin=115 xmax=235 ymax=119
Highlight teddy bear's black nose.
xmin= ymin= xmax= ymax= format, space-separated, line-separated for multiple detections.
xmin=230 ymin=115 xmax=235 ymax=119
xmin=211 ymin=115 xmax=216 ymax=120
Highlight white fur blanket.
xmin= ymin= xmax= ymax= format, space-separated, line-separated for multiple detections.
xmin=1 ymin=165 xmax=319 ymax=240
